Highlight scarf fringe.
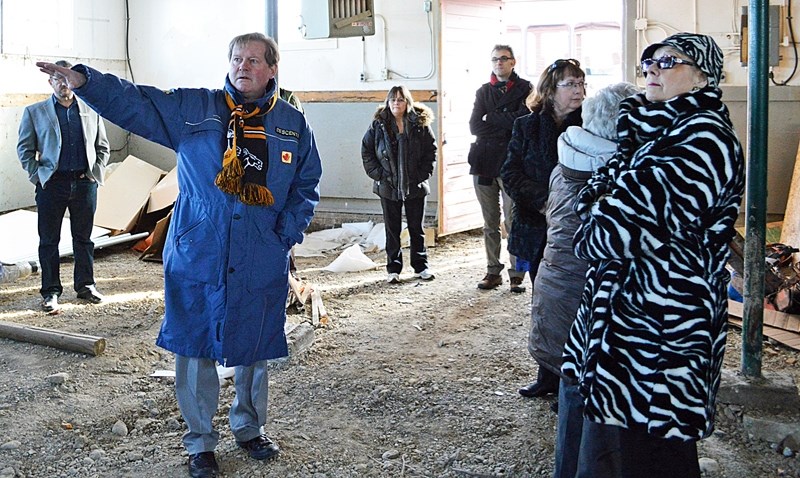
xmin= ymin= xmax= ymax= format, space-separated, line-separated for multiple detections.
xmin=240 ymin=183 xmax=274 ymax=206
xmin=214 ymin=149 xmax=245 ymax=194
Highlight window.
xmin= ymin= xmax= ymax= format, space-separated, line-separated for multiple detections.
xmin=2 ymin=0 xmax=75 ymax=55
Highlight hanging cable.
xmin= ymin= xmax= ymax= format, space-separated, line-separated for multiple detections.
xmin=124 ymin=0 xmax=135 ymax=83
xmin=770 ymin=0 xmax=798 ymax=85
xmin=388 ymin=9 xmax=436 ymax=80
xmin=113 ymin=0 xmax=133 ymax=153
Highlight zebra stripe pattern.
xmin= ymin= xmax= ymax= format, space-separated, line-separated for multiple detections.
xmin=562 ymin=87 xmax=745 ymax=441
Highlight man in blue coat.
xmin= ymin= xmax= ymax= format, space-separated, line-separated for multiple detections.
xmin=37 ymin=33 xmax=322 ymax=478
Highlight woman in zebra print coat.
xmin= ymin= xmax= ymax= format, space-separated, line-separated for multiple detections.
xmin=561 ymin=33 xmax=745 ymax=477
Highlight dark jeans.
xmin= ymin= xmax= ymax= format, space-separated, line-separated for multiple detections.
xmin=575 ymin=415 xmax=699 ymax=478
xmin=36 ymin=176 xmax=98 ymax=297
xmin=554 ymin=380 xmax=585 ymax=478
xmin=380 ymin=195 xmax=427 ymax=274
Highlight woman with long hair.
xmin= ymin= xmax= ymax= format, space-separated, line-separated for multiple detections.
xmin=361 ymin=86 xmax=437 ymax=284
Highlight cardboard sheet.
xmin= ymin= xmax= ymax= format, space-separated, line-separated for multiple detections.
xmin=147 ymin=167 xmax=179 ymax=213
xmin=95 ymin=155 xmax=165 ymax=233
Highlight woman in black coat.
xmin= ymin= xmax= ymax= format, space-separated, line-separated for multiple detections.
xmin=501 ymin=59 xmax=585 ymax=399
xmin=362 ymin=85 xmax=437 ymax=284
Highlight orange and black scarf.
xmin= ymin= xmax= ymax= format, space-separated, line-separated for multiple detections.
xmin=214 ymin=91 xmax=278 ymax=206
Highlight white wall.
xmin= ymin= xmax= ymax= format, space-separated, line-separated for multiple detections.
xmin=2 ymin=0 xmax=799 ymax=216
xmin=278 ymin=0 xmax=441 ymax=213
xmin=279 ymin=0 xmax=439 ymax=92
xmin=121 ymin=0 xmax=440 ymax=206
xmin=125 ymin=0 xmax=264 ymax=89
xmin=0 ymin=0 xmax=128 ymax=212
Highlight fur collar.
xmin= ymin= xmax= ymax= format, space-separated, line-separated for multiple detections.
xmin=373 ymin=103 xmax=434 ymax=127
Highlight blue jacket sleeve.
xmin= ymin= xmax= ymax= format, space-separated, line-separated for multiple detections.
xmin=71 ymin=65 xmax=189 ymax=151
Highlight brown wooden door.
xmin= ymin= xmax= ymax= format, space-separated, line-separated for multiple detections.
xmin=437 ymin=0 xmax=503 ymax=235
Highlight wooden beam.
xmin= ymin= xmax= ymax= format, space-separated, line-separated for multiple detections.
xmin=1 ymin=93 xmax=50 ymax=108
xmin=294 ymin=90 xmax=438 ymax=103
xmin=0 ymin=320 xmax=106 ymax=356
xmin=2 ymin=91 xmax=440 ymax=107
xmin=288 ymin=275 xmax=311 ymax=305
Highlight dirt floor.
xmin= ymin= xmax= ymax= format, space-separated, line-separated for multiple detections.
xmin=1 ymin=230 xmax=800 ymax=477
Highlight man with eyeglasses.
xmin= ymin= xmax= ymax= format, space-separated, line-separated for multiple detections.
xmin=468 ymin=45 xmax=532 ymax=292
xmin=17 ymin=59 xmax=110 ymax=313
xmin=36 ymin=33 xmax=322 ymax=478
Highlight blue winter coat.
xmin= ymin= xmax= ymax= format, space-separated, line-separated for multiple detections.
xmin=72 ymin=66 xmax=322 ymax=366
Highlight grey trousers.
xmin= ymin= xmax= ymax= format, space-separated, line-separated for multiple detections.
xmin=175 ymin=355 xmax=270 ymax=454
xmin=473 ymin=175 xmax=523 ymax=278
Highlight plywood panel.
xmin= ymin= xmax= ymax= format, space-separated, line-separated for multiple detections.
xmin=438 ymin=0 xmax=502 ymax=236
xmin=780 ymin=140 xmax=800 ymax=262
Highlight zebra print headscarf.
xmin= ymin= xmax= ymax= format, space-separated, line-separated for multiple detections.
xmin=641 ymin=32 xmax=723 ymax=87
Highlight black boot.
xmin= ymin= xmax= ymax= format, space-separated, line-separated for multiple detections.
xmin=518 ymin=367 xmax=560 ymax=398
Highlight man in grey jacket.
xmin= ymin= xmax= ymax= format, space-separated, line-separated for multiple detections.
xmin=17 ymin=60 xmax=109 ymax=312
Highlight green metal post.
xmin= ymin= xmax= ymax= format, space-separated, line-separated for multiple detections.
xmin=742 ymin=0 xmax=769 ymax=377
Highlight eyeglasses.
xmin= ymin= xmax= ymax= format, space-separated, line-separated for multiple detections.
xmin=491 ymin=56 xmax=514 ymax=63
xmin=556 ymin=81 xmax=587 ymax=90
xmin=548 ymin=58 xmax=580 ymax=72
xmin=390 ymin=97 xmax=407 ymax=103
xmin=640 ymin=55 xmax=696 ymax=76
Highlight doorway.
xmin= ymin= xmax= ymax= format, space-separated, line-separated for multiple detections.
xmin=437 ymin=0 xmax=623 ymax=235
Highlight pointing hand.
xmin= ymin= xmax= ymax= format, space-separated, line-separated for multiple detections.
xmin=36 ymin=61 xmax=87 ymax=89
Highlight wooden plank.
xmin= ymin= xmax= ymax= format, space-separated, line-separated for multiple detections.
xmin=728 ymin=299 xmax=800 ymax=333
xmin=0 ymin=93 xmax=49 ymax=107
xmin=780 ymin=139 xmax=800 ymax=259
xmin=0 ymin=321 xmax=106 ymax=356
xmin=728 ymin=318 xmax=800 ymax=350
xmin=311 ymin=289 xmax=321 ymax=326
xmin=4 ymin=91 xmax=439 ymax=106
xmin=311 ymin=289 xmax=330 ymax=326
xmin=288 ymin=275 xmax=304 ymax=305
xmin=294 ymin=90 xmax=437 ymax=104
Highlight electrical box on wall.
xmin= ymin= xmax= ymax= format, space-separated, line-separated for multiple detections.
xmin=301 ymin=0 xmax=376 ymax=39
xmin=739 ymin=5 xmax=782 ymax=66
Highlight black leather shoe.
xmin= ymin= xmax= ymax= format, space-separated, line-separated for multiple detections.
xmin=518 ymin=381 xmax=558 ymax=398
xmin=77 ymin=285 xmax=104 ymax=304
xmin=237 ymin=434 xmax=280 ymax=460
xmin=42 ymin=294 xmax=59 ymax=312
xmin=188 ymin=451 xmax=218 ymax=478
xmin=510 ymin=277 xmax=526 ymax=293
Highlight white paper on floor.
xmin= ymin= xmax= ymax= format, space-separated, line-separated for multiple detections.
xmin=341 ymin=221 xmax=374 ymax=238
xmin=294 ymin=221 xmax=373 ymax=257
xmin=293 ymin=221 xmax=409 ymax=267
xmin=322 ymin=244 xmax=377 ymax=273
xmin=362 ymin=223 xmax=385 ymax=253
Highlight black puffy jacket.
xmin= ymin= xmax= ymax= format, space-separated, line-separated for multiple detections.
xmin=361 ymin=104 xmax=436 ymax=201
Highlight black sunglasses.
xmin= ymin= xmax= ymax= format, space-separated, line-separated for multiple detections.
xmin=641 ymin=55 xmax=696 ymax=76
xmin=548 ymin=58 xmax=580 ymax=72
